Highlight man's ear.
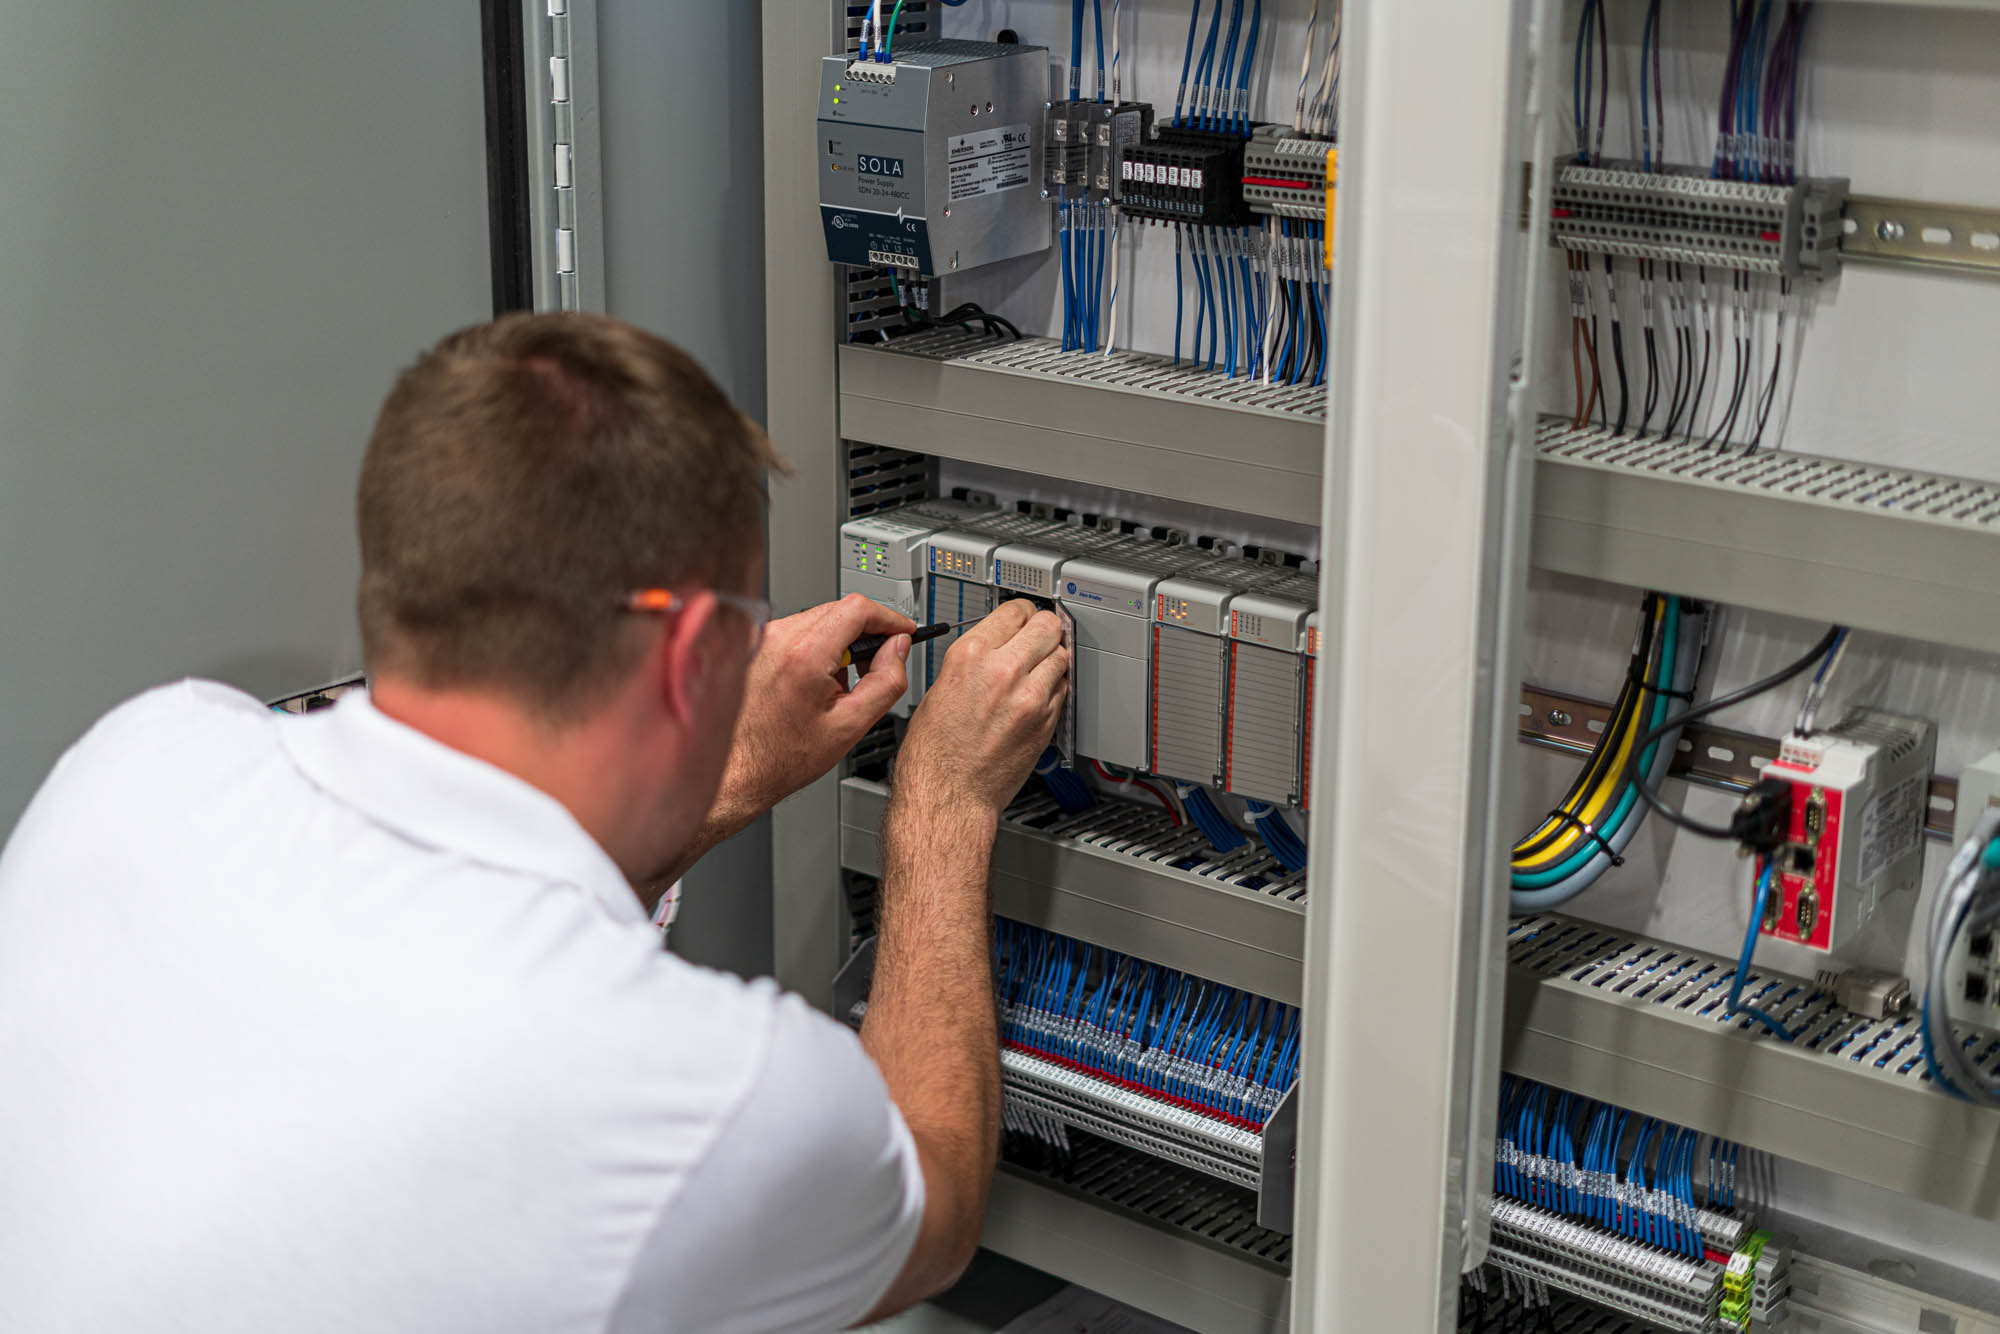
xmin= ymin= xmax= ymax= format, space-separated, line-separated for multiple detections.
xmin=654 ymin=591 xmax=720 ymax=725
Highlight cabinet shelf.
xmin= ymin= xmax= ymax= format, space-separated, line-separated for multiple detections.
xmin=837 ymin=334 xmax=1327 ymax=527
xmin=839 ymin=777 xmax=1306 ymax=1005
xmin=985 ymin=1137 xmax=1292 ymax=1334
xmin=1505 ymin=913 xmax=2000 ymax=1222
xmin=835 ymin=340 xmax=2000 ymax=654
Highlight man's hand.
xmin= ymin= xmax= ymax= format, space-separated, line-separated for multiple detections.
xmin=711 ymin=594 xmax=916 ymax=836
xmin=892 ymin=599 xmax=1069 ymax=822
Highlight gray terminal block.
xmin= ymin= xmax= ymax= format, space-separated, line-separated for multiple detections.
xmin=839 ymin=512 xmax=952 ymax=717
xmin=817 ymin=40 xmax=1049 ymax=277
xmin=1224 ymin=583 xmax=1315 ymax=807
xmin=1058 ymin=546 xmax=1179 ymax=772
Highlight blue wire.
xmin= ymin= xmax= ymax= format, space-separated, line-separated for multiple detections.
xmin=1092 ymin=0 xmax=1106 ymax=101
xmin=1093 ymin=212 xmax=1108 ymax=348
xmin=1213 ymin=0 xmax=1245 ymax=133
xmin=1191 ymin=239 xmax=1211 ymax=369
xmin=1174 ymin=230 xmax=1186 ymax=366
xmin=1191 ymin=0 xmax=1224 ymax=128
xmin=1218 ymin=232 xmax=1238 ymax=377
xmin=1174 ymin=1 xmax=1203 ymax=125
xmin=1640 ymin=0 xmax=1656 ymax=171
xmin=1731 ymin=862 xmax=1799 ymax=1040
xmin=1236 ymin=0 xmax=1262 ymax=135
xmin=1070 ymin=0 xmax=1085 ymax=99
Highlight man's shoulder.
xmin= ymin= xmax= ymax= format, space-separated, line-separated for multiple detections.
xmin=72 ymin=678 xmax=273 ymax=757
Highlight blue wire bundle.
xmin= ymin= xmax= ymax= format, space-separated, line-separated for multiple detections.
xmin=1035 ymin=747 xmax=1097 ymax=813
xmin=1497 ymin=1076 xmax=1737 ymax=1261
xmin=1177 ymin=784 xmax=1247 ymax=853
xmin=993 ymin=920 xmax=1300 ymax=1127
xmin=1246 ymin=802 xmax=1307 ymax=871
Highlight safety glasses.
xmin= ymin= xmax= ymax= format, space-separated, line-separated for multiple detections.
xmin=623 ymin=588 xmax=772 ymax=655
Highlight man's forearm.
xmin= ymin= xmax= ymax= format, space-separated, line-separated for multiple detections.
xmin=862 ymin=798 xmax=1001 ymax=1270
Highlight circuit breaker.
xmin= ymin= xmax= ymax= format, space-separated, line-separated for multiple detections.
xmin=1757 ymin=709 xmax=1937 ymax=953
xmin=818 ymin=40 xmax=1049 ymax=276
xmin=1224 ymin=575 xmax=1316 ymax=806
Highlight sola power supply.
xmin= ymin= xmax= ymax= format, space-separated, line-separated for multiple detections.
xmin=817 ymin=39 xmax=1050 ymax=276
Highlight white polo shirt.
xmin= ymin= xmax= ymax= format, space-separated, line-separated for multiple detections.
xmin=0 ymin=681 xmax=923 ymax=1334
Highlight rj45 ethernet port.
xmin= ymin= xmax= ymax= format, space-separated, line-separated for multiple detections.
xmin=1967 ymin=975 xmax=1990 ymax=1005
xmin=1971 ymin=932 xmax=1993 ymax=960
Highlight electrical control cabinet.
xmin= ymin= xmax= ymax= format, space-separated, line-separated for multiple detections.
xmin=817 ymin=40 xmax=1049 ymax=277
xmin=744 ymin=2 xmax=2000 ymax=1330
xmin=1757 ymin=710 xmax=1936 ymax=954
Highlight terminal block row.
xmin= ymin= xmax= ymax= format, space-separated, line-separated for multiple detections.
xmin=1117 ymin=125 xmax=1260 ymax=227
xmin=1242 ymin=126 xmax=1336 ymax=221
xmin=1549 ymin=159 xmax=1847 ymax=279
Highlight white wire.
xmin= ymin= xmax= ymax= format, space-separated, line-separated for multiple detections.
xmin=1110 ymin=0 xmax=1122 ymax=104
xmin=1311 ymin=2 xmax=1342 ymax=134
xmin=1103 ymin=210 xmax=1121 ymax=356
xmin=1261 ymin=221 xmax=1282 ymax=384
xmin=1295 ymin=2 xmax=1319 ymax=131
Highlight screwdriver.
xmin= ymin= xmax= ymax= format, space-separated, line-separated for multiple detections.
xmin=839 ymin=615 xmax=985 ymax=669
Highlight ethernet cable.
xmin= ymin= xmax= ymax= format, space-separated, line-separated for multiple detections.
xmin=1627 ymin=622 xmax=1844 ymax=841
xmin=1728 ymin=861 xmax=1798 ymax=1040
xmin=1921 ymin=812 xmax=2000 ymax=1104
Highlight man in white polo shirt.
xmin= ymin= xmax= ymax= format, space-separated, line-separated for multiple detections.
xmin=0 ymin=313 xmax=1070 ymax=1333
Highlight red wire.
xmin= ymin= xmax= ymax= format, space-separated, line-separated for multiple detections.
xmin=1089 ymin=759 xmax=1183 ymax=826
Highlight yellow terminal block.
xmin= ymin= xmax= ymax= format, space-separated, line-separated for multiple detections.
xmin=1324 ymin=147 xmax=1338 ymax=269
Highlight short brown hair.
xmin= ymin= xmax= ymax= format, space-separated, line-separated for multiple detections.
xmin=356 ymin=312 xmax=785 ymax=717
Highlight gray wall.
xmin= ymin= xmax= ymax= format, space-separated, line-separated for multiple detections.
xmin=597 ymin=0 xmax=774 ymax=978
xmin=0 ymin=1 xmax=491 ymax=828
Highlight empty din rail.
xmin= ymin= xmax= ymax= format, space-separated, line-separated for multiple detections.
xmin=1002 ymin=1129 xmax=1294 ymax=1270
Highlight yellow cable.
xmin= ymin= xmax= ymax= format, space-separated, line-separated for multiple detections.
xmin=1510 ymin=605 xmax=1661 ymax=870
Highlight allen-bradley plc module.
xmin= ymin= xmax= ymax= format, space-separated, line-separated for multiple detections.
xmin=818 ymin=39 xmax=1049 ymax=277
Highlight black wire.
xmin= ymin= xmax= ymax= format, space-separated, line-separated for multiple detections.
xmin=1586 ymin=311 xmax=1607 ymax=429
xmin=1638 ymin=263 xmax=1660 ymax=437
xmin=1604 ymin=258 xmax=1630 ymax=435
xmin=1746 ymin=291 xmax=1788 ymax=453
xmin=1640 ymin=326 xmax=1660 ymax=437
xmin=1625 ymin=624 xmax=1846 ymax=841
xmin=1702 ymin=320 xmax=1747 ymax=450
